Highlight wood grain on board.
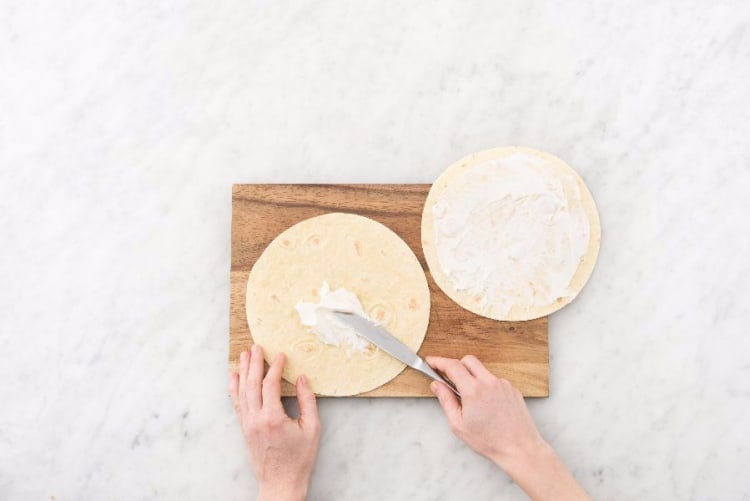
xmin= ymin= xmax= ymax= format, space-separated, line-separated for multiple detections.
xmin=229 ymin=184 xmax=549 ymax=397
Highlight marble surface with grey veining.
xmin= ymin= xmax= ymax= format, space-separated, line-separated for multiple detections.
xmin=2 ymin=1 xmax=750 ymax=499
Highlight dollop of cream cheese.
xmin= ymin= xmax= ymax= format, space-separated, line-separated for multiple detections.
xmin=295 ymin=282 xmax=372 ymax=353
xmin=432 ymin=152 xmax=590 ymax=316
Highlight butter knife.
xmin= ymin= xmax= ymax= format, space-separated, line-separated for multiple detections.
xmin=330 ymin=310 xmax=460 ymax=397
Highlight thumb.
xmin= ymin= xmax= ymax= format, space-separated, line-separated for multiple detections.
xmin=431 ymin=381 xmax=461 ymax=426
xmin=296 ymin=375 xmax=319 ymax=431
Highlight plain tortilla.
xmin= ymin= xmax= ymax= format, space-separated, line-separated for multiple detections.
xmin=246 ymin=213 xmax=430 ymax=396
xmin=421 ymin=146 xmax=601 ymax=321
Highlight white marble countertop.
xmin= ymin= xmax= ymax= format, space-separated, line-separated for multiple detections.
xmin=2 ymin=1 xmax=749 ymax=499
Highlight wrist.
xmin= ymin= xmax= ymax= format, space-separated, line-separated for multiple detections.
xmin=493 ymin=438 xmax=591 ymax=501
xmin=492 ymin=437 xmax=554 ymax=479
xmin=257 ymin=481 xmax=308 ymax=501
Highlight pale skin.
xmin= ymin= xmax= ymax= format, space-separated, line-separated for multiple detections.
xmin=229 ymin=345 xmax=589 ymax=501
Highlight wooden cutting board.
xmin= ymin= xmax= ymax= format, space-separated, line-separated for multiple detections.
xmin=229 ymin=184 xmax=549 ymax=397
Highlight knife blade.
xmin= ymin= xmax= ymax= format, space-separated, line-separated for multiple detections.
xmin=329 ymin=310 xmax=460 ymax=397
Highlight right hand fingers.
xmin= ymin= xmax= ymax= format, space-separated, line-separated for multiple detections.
xmin=425 ymin=356 xmax=475 ymax=390
xmin=460 ymin=355 xmax=495 ymax=381
xmin=430 ymin=380 xmax=461 ymax=425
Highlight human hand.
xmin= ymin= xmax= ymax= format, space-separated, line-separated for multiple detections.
xmin=229 ymin=345 xmax=320 ymax=501
xmin=427 ymin=355 xmax=589 ymax=501
xmin=425 ymin=355 xmax=545 ymax=469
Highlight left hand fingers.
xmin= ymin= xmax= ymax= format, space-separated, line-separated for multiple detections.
xmin=237 ymin=351 xmax=250 ymax=416
xmin=261 ymin=352 xmax=287 ymax=414
xmin=245 ymin=344 xmax=264 ymax=413
xmin=228 ymin=372 xmax=241 ymax=418
xmin=295 ymin=375 xmax=319 ymax=433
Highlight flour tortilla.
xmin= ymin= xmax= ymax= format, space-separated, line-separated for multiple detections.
xmin=421 ymin=146 xmax=601 ymax=321
xmin=246 ymin=213 xmax=430 ymax=396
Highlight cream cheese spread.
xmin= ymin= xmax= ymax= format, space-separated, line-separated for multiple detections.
xmin=295 ymin=282 xmax=372 ymax=353
xmin=432 ymin=151 xmax=590 ymax=316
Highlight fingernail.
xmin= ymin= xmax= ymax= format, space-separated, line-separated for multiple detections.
xmin=430 ymin=381 xmax=438 ymax=393
xmin=299 ymin=375 xmax=307 ymax=386
xmin=240 ymin=351 xmax=248 ymax=361
xmin=251 ymin=344 xmax=259 ymax=354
